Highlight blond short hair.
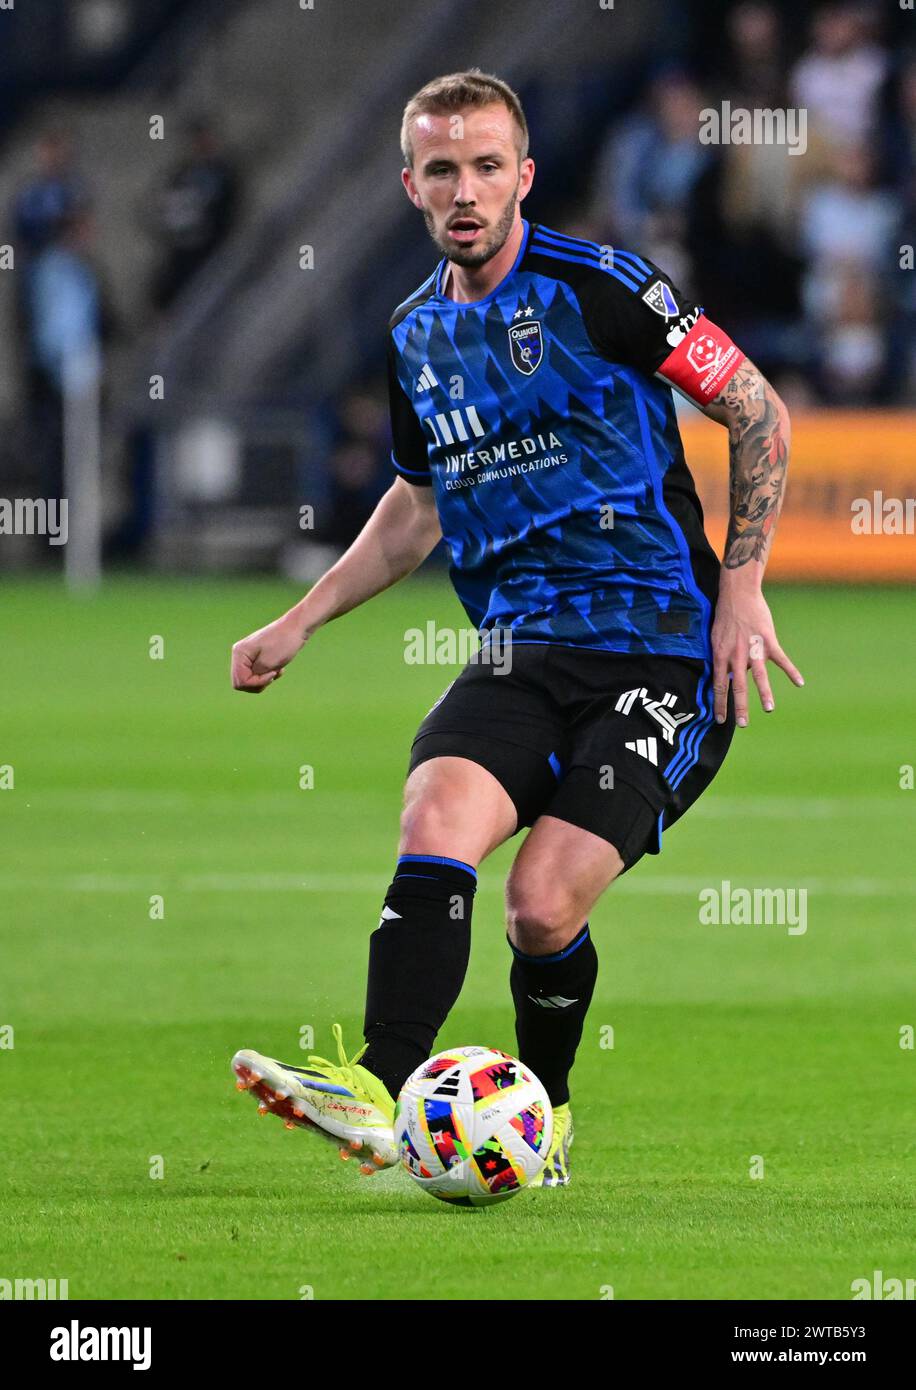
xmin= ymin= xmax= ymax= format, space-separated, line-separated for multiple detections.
xmin=400 ymin=68 xmax=529 ymax=168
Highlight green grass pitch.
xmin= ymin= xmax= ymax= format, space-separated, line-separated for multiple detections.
xmin=1 ymin=576 xmax=913 ymax=1300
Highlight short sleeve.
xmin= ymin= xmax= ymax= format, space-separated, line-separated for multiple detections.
xmin=578 ymin=254 xmax=744 ymax=404
xmin=387 ymin=333 xmax=432 ymax=485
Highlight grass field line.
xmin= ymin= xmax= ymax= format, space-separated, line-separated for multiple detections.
xmin=3 ymin=871 xmax=914 ymax=896
xmin=5 ymin=790 xmax=908 ymax=818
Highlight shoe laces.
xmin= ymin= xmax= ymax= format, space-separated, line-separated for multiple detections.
xmin=306 ymin=1022 xmax=369 ymax=1095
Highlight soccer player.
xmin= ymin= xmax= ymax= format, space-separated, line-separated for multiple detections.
xmin=229 ymin=70 xmax=803 ymax=1186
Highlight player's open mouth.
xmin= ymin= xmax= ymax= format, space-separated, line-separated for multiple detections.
xmin=448 ymin=220 xmax=484 ymax=243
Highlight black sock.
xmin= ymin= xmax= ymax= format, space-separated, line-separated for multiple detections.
xmin=508 ymin=923 xmax=598 ymax=1107
xmin=362 ymin=855 xmax=477 ymax=1099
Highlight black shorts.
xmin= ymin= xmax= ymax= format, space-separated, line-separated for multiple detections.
xmin=408 ymin=643 xmax=735 ymax=871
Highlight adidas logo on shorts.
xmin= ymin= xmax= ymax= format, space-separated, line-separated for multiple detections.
xmin=625 ymin=737 xmax=658 ymax=765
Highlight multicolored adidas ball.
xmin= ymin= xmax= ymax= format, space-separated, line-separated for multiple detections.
xmin=394 ymin=1047 xmax=553 ymax=1206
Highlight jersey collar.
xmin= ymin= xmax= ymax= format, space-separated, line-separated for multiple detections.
xmin=434 ymin=218 xmax=532 ymax=306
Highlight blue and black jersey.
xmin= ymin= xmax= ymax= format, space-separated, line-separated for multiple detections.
xmin=387 ymin=219 xmax=724 ymax=660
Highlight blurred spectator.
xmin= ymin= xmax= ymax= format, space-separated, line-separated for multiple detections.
xmin=12 ymin=128 xmax=89 ymax=256
xmin=685 ymin=3 xmax=804 ymax=359
xmin=687 ymin=139 xmax=805 ymax=344
xmin=10 ymin=128 xmax=92 ymax=394
xmin=818 ymin=271 xmax=887 ymax=402
xmin=791 ymin=3 xmax=888 ymax=152
xmin=317 ymin=386 xmax=388 ymax=548
xmin=282 ymin=383 xmax=389 ymax=583
xmin=799 ymin=145 xmax=898 ymax=293
xmin=714 ymin=2 xmax=787 ymax=111
xmin=30 ymin=213 xmax=102 ymax=385
xmin=25 ymin=211 xmax=114 ymax=499
xmin=146 ymin=117 xmax=239 ymax=311
xmin=589 ymin=69 xmax=713 ymax=271
xmin=877 ymin=50 xmax=916 ymax=209
xmin=691 ymin=2 xmax=800 ymax=305
xmin=798 ymin=145 xmax=898 ymax=401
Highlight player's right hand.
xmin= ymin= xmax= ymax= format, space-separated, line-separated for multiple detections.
xmin=231 ymin=611 xmax=306 ymax=694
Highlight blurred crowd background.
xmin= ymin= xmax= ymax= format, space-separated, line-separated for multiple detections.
xmin=0 ymin=0 xmax=913 ymax=577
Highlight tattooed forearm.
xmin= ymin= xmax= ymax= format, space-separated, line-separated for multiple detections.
xmin=711 ymin=361 xmax=790 ymax=571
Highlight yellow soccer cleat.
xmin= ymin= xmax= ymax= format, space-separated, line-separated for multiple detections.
xmin=530 ymin=1103 xmax=573 ymax=1187
xmin=231 ymin=1022 xmax=397 ymax=1171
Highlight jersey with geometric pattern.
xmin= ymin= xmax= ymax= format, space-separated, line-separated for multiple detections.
xmin=387 ymin=218 xmax=724 ymax=658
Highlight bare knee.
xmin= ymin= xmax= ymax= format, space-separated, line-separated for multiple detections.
xmin=505 ymin=817 xmax=626 ymax=954
xmin=505 ymin=873 xmax=582 ymax=956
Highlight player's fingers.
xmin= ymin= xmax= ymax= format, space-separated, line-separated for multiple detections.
xmin=712 ymin=649 xmax=730 ymax=725
xmin=745 ymin=632 xmax=773 ymax=711
xmin=232 ymin=657 xmax=278 ymax=693
xmin=751 ymin=659 xmax=774 ymax=713
xmin=770 ymin=643 xmax=805 ymax=688
xmin=230 ymin=644 xmax=255 ymax=689
xmin=732 ymin=639 xmax=750 ymax=727
xmin=238 ymin=671 xmax=280 ymax=694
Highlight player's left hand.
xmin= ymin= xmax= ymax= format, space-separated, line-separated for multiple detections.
xmin=711 ymin=578 xmax=804 ymax=727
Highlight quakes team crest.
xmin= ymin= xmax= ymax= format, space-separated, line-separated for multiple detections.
xmin=508 ymin=320 xmax=543 ymax=375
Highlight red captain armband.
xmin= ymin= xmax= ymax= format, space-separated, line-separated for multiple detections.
xmin=657 ymin=314 xmax=745 ymax=404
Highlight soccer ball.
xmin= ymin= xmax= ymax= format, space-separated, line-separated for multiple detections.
xmin=394 ymin=1046 xmax=553 ymax=1206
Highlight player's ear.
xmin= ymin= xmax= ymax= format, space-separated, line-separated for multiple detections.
xmin=401 ymin=167 xmax=422 ymax=208
xmin=517 ymin=157 xmax=535 ymax=201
